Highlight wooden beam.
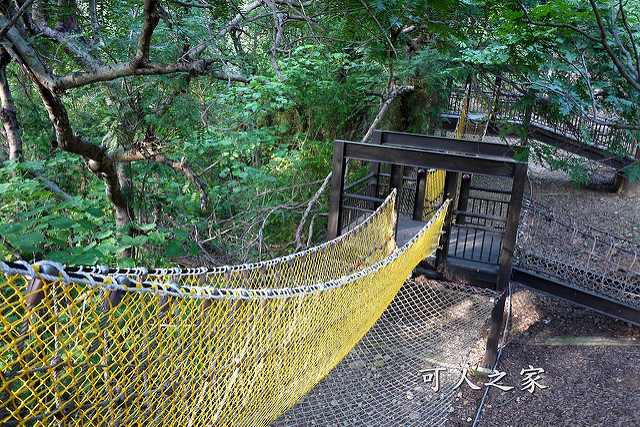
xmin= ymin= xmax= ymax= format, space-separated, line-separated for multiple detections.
xmin=389 ymin=164 xmax=403 ymax=239
xmin=511 ymin=267 xmax=640 ymax=327
xmin=341 ymin=141 xmax=519 ymax=177
xmin=373 ymin=129 xmax=517 ymax=158
xmin=435 ymin=171 xmax=459 ymax=269
xmin=412 ymin=168 xmax=427 ymax=221
xmin=368 ymin=131 xmax=383 ymax=209
xmin=456 ymin=173 xmax=471 ymax=224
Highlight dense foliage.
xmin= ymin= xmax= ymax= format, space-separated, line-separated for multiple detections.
xmin=0 ymin=0 xmax=637 ymax=267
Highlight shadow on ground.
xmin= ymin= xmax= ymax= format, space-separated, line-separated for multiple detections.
xmin=448 ymin=285 xmax=640 ymax=426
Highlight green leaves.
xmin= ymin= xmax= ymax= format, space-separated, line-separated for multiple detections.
xmin=0 ymin=222 xmax=27 ymax=235
xmin=49 ymin=218 xmax=76 ymax=229
xmin=0 ymin=160 xmax=180 ymax=267
xmin=165 ymin=240 xmax=186 ymax=258
xmin=13 ymin=232 xmax=46 ymax=253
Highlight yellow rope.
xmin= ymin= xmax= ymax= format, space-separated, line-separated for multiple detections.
xmin=423 ymin=169 xmax=446 ymax=219
xmin=0 ymin=192 xmax=449 ymax=426
xmin=455 ymin=90 xmax=469 ymax=139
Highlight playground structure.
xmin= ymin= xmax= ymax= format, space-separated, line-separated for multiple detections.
xmin=332 ymin=129 xmax=639 ymax=325
xmin=1 ymin=116 xmax=639 ymax=425
xmin=328 ymin=130 xmax=528 ymax=367
xmin=1 ymin=191 xmax=454 ymax=426
xmin=440 ymin=84 xmax=640 ymax=324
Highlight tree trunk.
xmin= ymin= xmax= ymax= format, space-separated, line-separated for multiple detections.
xmin=614 ymin=170 xmax=640 ymax=198
xmin=29 ymin=71 xmax=135 ymax=256
xmin=55 ymin=0 xmax=82 ymax=33
xmin=0 ymin=53 xmax=24 ymax=162
xmin=32 ymin=0 xmax=53 ymax=27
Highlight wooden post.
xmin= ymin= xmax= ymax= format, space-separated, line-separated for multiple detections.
xmin=522 ymin=90 xmax=534 ymax=147
xmin=412 ymin=168 xmax=427 ymax=221
xmin=614 ymin=169 xmax=640 ymax=198
xmin=483 ymin=162 xmax=528 ymax=369
xmin=614 ymin=170 xmax=625 ymax=193
xmin=487 ymin=76 xmax=502 ymax=134
xmin=456 ymin=173 xmax=471 ymax=224
xmin=327 ymin=140 xmax=346 ymax=240
xmin=369 ymin=131 xmax=383 ymax=202
xmin=435 ymin=171 xmax=459 ymax=270
xmin=389 ymin=163 xmax=404 ymax=238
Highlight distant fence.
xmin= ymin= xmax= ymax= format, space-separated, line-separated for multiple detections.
xmin=445 ymin=89 xmax=639 ymax=161
xmin=515 ymin=199 xmax=640 ymax=309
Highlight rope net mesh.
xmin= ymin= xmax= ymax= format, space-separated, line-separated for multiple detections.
xmin=274 ymin=280 xmax=500 ymax=426
xmin=0 ymin=191 xmax=467 ymax=426
xmin=516 ymin=199 xmax=640 ymax=309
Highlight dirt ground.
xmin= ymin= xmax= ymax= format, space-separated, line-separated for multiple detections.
xmin=446 ymin=165 xmax=640 ymax=427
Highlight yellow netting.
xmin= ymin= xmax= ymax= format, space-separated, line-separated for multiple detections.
xmin=455 ymin=90 xmax=468 ymax=139
xmin=423 ymin=169 xmax=446 ymax=220
xmin=0 ymin=191 xmax=449 ymax=426
xmin=392 ymin=167 xmax=445 ymax=221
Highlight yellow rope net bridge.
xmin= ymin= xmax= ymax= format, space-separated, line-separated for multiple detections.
xmin=1 ymin=191 xmax=450 ymax=426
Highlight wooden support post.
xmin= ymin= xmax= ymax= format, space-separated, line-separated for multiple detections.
xmin=435 ymin=171 xmax=459 ymax=270
xmin=483 ymin=162 xmax=528 ymax=369
xmin=389 ymin=164 xmax=404 ymax=238
xmin=614 ymin=169 xmax=640 ymax=198
xmin=456 ymin=173 xmax=471 ymax=224
xmin=389 ymin=164 xmax=403 ymax=194
xmin=522 ymin=90 xmax=534 ymax=147
xmin=412 ymin=168 xmax=427 ymax=221
xmin=327 ymin=140 xmax=346 ymax=240
xmin=487 ymin=76 xmax=502 ymax=134
xmin=369 ymin=131 xmax=383 ymax=202
xmin=614 ymin=170 xmax=627 ymax=193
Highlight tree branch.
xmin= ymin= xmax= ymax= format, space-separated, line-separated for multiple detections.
xmin=294 ymin=85 xmax=415 ymax=250
xmin=26 ymin=69 xmax=134 ymax=228
xmin=0 ymin=50 xmax=72 ymax=202
xmin=578 ymin=48 xmax=598 ymax=117
xmin=361 ymin=85 xmax=415 ymax=143
xmin=588 ymin=0 xmax=640 ymax=93
xmin=294 ymin=173 xmax=331 ymax=250
xmin=515 ymin=0 xmax=601 ymax=43
xmin=168 ymin=0 xmax=214 ymax=8
xmin=36 ymin=25 xmax=105 ymax=69
xmin=109 ymin=149 xmax=208 ymax=215
xmin=55 ymin=59 xmax=246 ymax=91
xmin=185 ymin=0 xmax=264 ymax=60
xmin=0 ymin=18 xmax=58 ymax=93
xmin=516 ymin=0 xmax=640 ymax=94
xmin=29 ymin=169 xmax=72 ymax=201
xmin=0 ymin=0 xmax=36 ymax=40
xmin=610 ymin=0 xmax=638 ymax=81
xmin=358 ymin=0 xmax=397 ymax=57
xmin=89 ymin=0 xmax=100 ymax=35
xmin=274 ymin=0 xmax=313 ymax=6
xmin=0 ymin=233 xmax=22 ymax=259
xmin=617 ymin=0 xmax=640 ymax=81
xmin=267 ymin=0 xmax=286 ymax=81
xmin=135 ymin=0 xmax=162 ymax=65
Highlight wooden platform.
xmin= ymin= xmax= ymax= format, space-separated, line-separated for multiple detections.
xmin=397 ymin=218 xmax=503 ymax=261
xmin=396 ymin=216 xmax=426 ymax=247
